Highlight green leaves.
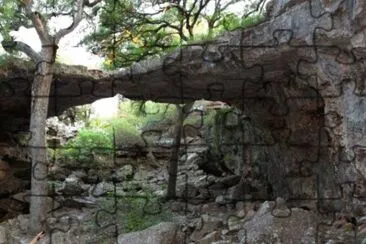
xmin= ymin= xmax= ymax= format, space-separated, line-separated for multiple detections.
xmin=62 ymin=127 xmax=114 ymax=164
xmin=83 ymin=0 xmax=265 ymax=69
xmin=0 ymin=0 xmax=21 ymax=39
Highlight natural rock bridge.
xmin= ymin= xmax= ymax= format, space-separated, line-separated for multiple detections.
xmin=1 ymin=0 xmax=366 ymax=203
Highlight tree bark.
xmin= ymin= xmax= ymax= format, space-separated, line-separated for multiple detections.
xmin=28 ymin=48 xmax=55 ymax=234
xmin=166 ymin=103 xmax=193 ymax=200
xmin=166 ymin=105 xmax=184 ymax=200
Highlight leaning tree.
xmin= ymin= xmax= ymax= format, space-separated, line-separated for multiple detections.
xmin=0 ymin=0 xmax=102 ymax=234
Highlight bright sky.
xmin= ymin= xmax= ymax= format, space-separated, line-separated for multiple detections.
xmin=8 ymin=18 xmax=104 ymax=69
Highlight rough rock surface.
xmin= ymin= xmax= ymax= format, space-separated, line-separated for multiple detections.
xmin=240 ymin=202 xmax=319 ymax=243
xmin=117 ymin=222 xmax=182 ymax=244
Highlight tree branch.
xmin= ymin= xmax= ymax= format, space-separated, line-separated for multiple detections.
xmin=46 ymin=10 xmax=73 ymax=19
xmin=23 ymin=0 xmax=51 ymax=44
xmin=55 ymin=0 xmax=85 ymax=43
xmin=2 ymin=40 xmax=41 ymax=63
xmin=84 ymin=0 xmax=103 ymax=7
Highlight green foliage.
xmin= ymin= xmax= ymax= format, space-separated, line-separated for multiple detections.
xmin=58 ymin=99 xmax=182 ymax=166
xmin=122 ymin=197 xmax=164 ymax=232
xmin=183 ymin=115 xmax=202 ymax=127
xmin=83 ymin=0 xmax=265 ymax=69
xmin=82 ymin=0 xmax=169 ymax=69
xmin=0 ymin=55 xmax=33 ymax=70
xmin=241 ymin=14 xmax=265 ymax=28
xmin=218 ymin=13 xmax=243 ymax=32
xmin=92 ymin=190 xmax=172 ymax=233
xmin=140 ymin=102 xmax=177 ymax=130
xmin=61 ymin=128 xmax=113 ymax=167
xmin=109 ymin=118 xmax=143 ymax=147
xmin=47 ymin=148 xmax=55 ymax=161
xmin=203 ymin=109 xmax=217 ymax=128
xmin=120 ymin=100 xmax=177 ymax=131
xmin=0 ymin=0 xmax=79 ymax=45
xmin=13 ymin=131 xmax=31 ymax=146
xmin=88 ymin=118 xmax=111 ymax=129
xmin=0 ymin=54 xmax=15 ymax=67
xmin=0 ymin=0 xmax=21 ymax=41
xmin=217 ymin=13 xmax=265 ymax=32
xmin=203 ymin=107 xmax=234 ymax=154
xmin=60 ymin=115 xmax=144 ymax=166
xmin=47 ymin=180 xmax=63 ymax=190
xmin=60 ymin=100 xmax=240 ymax=169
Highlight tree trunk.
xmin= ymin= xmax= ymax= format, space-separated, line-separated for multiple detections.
xmin=29 ymin=48 xmax=55 ymax=234
xmin=166 ymin=103 xmax=193 ymax=200
xmin=166 ymin=105 xmax=184 ymax=200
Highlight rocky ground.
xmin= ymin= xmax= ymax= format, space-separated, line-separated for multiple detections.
xmin=1 ymin=104 xmax=366 ymax=244
xmin=1 ymin=148 xmax=366 ymax=244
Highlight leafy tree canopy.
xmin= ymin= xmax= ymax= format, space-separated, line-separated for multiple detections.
xmin=82 ymin=0 xmax=267 ymax=69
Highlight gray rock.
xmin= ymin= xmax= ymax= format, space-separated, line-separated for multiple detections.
xmin=200 ymin=231 xmax=221 ymax=244
xmin=112 ymin=164 xmax=134 ymax=182
xmin=227 ymin=216 xmax=245 ymax=231
xmin=133 ymin=167 xmax=154 ymax=181
xmin=60 ymin=175 xmax=85 ymax=196
xmin=89 ymin=181 xmax=114 ymax=197
xmin=191 ymin=217 xmax=223 ymax=242
xmin=272 ymin=197 xmax=291 ymax=217
xmin=117 ymin=222 xmax=179 ymax=244
xmin=12 ymin=190 xmax=31 ymax=203
xmin=71 ymin=170 xmax=87 ymax=179
xmin=61 ymin=196 xmax=97 ymax=209
xmin=358 ymin=216 xmax=366 ymax=225
xmin=242 ymin=208 xmax=320 ymax=243
xmin=215 ymin=195 xmax=227 ymax=205
xmin=184 ymin=153 xmax=200 ymax=165
xmin=176 ymin=183 xmax=198 ymax=199
xmin=0 ymin=225 xmax=6 ymax=244
xmin=218 ymin=175 xmax=241 ymax=187
xmin=211 ymin=241 xmax=232 ymax=244
xmin=16 ymin=214 xmax=29 ymax=233
xmin=255 ymin=201 xmax=275 ymax=217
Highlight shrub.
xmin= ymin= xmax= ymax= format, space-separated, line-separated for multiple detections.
xmin=241 ymin=14 xmax=265 ymax=28
xmin=110 ymin=119 xmax=143 ymax=147
xmin=119 ymin=100 xmax=177 ymax=129
xmin=61 ymin=128 xmax=113 ymax=166
xmin=140 ymin=102 xmax=177 ymax=130
xmin=203 ymin=110 xmax=217 ymax=128
xmin=217 ymin=13 xmax=264 ymax=33
xmin=59 ymin=100 xmax=181 ymax=166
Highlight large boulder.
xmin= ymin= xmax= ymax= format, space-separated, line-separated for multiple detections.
xmin=58 ymin=174 xmax=86 ymax=196
xmin=117 ymin=222 xmax=183 ymax=244
xmin=109 ymin=164 xmax=134 ymax=182
xmin=238 ymin=201 xmax=320 ymax=243
xmin=89 ymin=181 xmax=114 ymax=197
